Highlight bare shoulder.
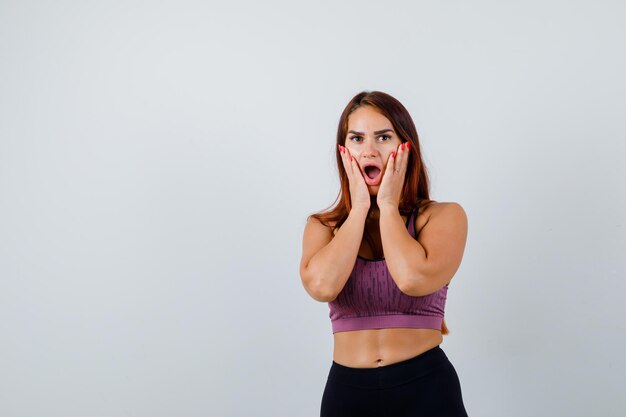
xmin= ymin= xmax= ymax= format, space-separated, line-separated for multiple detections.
xmin=416 ymin=201 xmax=467 ymax=236
xmin=422 ymin=201 xmax=466 ymax=217
xmin=303 ymin=215 xmax=335 ymax=235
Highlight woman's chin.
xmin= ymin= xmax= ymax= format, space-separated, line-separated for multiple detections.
xmin=367 ymin=185 xmax=379 ymax=195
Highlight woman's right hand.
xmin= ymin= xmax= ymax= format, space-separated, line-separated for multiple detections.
xmin=338 ymin=144 xmax=371 ymax=211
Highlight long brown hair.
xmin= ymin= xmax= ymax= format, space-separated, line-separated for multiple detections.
xmin=308 ymin=90 xmax=450 ymax=335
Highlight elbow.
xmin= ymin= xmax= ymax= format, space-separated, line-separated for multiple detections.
xmin=304 ymin=279 xmax=338 ymax=302
xmin=398 ymin=271 xmax=452 ymax=297
xmin=308 ymin=283 xmax=338 ymax=302
xmin=397 ymin=272 xmax=431 ymax=297
xmin=300 ymin=266 xmax=339 ymax=302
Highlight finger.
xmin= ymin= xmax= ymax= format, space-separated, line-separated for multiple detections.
xmin=340 ymin=145 xmax=362 ymax=184
xmin=348 ymin=149 xmax=363 ymax=176
xmin=339 ymin=145 xmax=353 ymax=176
xmin=350 ymin=152 xmax=368 ymax=188
xmin=399 ymin=142 xmax=409 ymax=172
xmin=386 ymin=149 xmax=396 ymax=176
xmin=342 ymin=146 xmax=355 ymax=171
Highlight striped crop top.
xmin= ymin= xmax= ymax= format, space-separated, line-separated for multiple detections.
xmin=328 ymin=203 xmax=448 ymax=333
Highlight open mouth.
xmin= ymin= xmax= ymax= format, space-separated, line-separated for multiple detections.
xmin=364 ymin=165 xmax=381 ymax=179
xmin=362 ymin=164 xmax=382 ymax=185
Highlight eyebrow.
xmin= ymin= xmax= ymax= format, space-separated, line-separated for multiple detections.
xmin=348 ymin=129 xmax=395 ymax=135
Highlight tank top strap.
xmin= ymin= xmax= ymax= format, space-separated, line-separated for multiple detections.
xmin=407 ymin=200 xmax=420 ymax=239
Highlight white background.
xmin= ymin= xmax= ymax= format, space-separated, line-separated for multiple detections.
xmin=1 ymin=1 xmax=625 ymax=416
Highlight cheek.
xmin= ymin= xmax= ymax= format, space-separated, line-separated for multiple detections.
xmin=346 ymin=146 xmax=361 ymax=156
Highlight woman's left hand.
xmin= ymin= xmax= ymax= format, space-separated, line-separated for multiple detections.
xmin=376 ymin=142 xmax=410 ymax=209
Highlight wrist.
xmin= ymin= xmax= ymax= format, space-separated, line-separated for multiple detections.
xmin=378 ymin=204 xmax=399 ymax=216
xmin=350 ymin=205 xmax=370 ymax=218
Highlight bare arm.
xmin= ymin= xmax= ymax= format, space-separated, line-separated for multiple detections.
xmin=379 ymin=202 xmax=468 ymax=296
xmin=299 ymin=207 xmax=369 ymax=302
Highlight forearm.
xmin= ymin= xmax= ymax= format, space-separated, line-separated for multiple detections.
xmin=379 ymin=204 xmax=428 ymax=295
xmin=306 ymin=207 xmax=368 ymax=300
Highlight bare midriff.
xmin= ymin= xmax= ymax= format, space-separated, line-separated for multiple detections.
xmin=333 ymin=327 xmax=443 ymax=368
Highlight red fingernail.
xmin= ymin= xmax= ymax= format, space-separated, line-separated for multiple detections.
xmin=391 ymin=151 xmax=396 ymax=158
xmin=406 ymin=142 xmax=410 ymax=149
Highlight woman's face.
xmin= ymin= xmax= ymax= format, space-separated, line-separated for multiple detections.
xmin=344 ymin=105 xmax=403 ymax=195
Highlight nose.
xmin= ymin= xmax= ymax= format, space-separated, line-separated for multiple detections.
xmin=361 ymin=139 xmax=379 ymax=158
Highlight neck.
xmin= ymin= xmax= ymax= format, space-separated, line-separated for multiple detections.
xmin=367 ymin=201 xmax=380 ymax=220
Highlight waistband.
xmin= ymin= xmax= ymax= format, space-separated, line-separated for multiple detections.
xmin=327 ymin=345 xmax=449 ymax=389
xmin=331 ymin=314 xmax=443 ymax=333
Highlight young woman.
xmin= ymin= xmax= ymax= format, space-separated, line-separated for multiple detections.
xmin=299 ymin=91 xmax=470 ymax=417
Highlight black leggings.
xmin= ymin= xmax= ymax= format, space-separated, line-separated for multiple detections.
xmin=320 ymin=345 xmax=469 ymax=417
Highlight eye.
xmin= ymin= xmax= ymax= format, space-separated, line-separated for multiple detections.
xmin=348 ymin=135 xmax=362 ymax=143
xmin=379 ymin=134 xmax=392 ymax=141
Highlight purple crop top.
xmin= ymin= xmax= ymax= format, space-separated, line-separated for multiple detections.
xmin=328 ymin=203 xmax=448 ymax=333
